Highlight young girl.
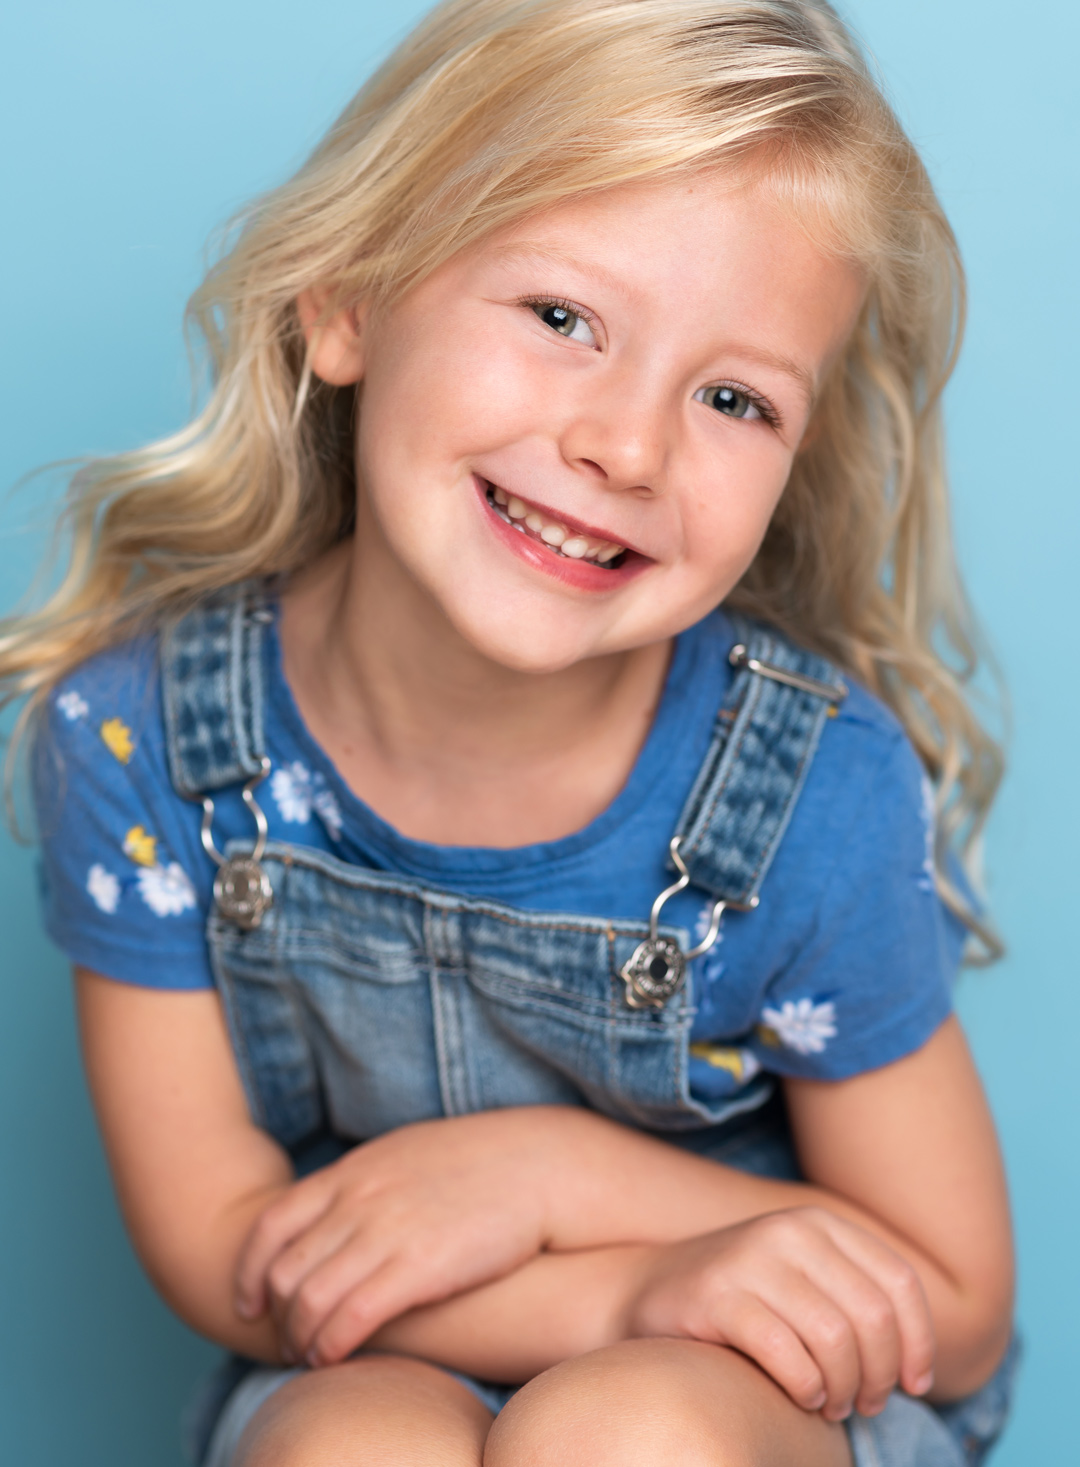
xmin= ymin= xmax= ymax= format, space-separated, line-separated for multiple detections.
xmin=5 ymin=2 xmax=1016 ymax=1464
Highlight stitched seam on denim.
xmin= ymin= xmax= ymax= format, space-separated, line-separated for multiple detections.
xmin=207 ymin=924 xmax=273 ymax=1132
xmin=161 ymin=582 xmax=267 ymax=796
xmin=682 ymin=623 xmax=778 ymax=854
xmin=668 ymin=610 xmax=757 ymax=848
xmin=679 ymin=671 xmax=766 ymax=871
xmin=725 ymin=698 xmax=829 ymax=899
xmin=267 ymin=911 xmax=660 ymax=941
xmin=246 ymin=846 xmax=668 ymax=939
xmin=677 ymin=622 xmax=841 ymax=901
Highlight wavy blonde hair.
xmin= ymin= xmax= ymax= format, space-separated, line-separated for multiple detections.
xmin=0 ymin=0 xmax=1002 ymax=952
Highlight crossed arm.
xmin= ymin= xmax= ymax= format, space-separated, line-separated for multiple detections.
xmin=75 ymin=966 xmax=1013 ymax=1423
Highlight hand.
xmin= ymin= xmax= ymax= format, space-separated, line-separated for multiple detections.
xmin=233 ymin=1109 xmax=575 ymax=1366
xmin=625 ymin=1207 xmax=936 ymax=1421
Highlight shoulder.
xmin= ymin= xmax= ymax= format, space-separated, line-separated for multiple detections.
xmin=701 ymin=608 xmax=918 ymax=769
xmin=818 ymin=673 xmax=929 ymax=824
xmin=33 ymin=630 xmax=183 ymax=853
xmin=35 ymin=632 xmax=169 ymax=797
xmin=710 ymin=618 xmax=938 ymax=902
xmin=44 ymin=632 xmax=164 ymax=749
xmin=31 ymin=630 xmax=218 ymax=987
xmin=32 ymin=630 xmax=200 ymax=893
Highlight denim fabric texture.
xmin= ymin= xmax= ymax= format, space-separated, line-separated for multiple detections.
xmin=161 ymin=584 xmax=1013 ymax=1465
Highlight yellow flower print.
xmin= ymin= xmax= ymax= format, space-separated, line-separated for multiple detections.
xmin=100 ymin=717 xmax=134 ymax=764
xmin=689 ymin=1043 xmax=747 ymax=1080
xmin=688 ymin=1043 xmax=762 ymax=1084
xmin=123 ymin=825 xmax=158 ymax=868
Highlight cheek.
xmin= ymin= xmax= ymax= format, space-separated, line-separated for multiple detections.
xmin=683 ymin=439 xmax=791 ymax=579
xmin=360 ymin=312 xmax=544 ymax=476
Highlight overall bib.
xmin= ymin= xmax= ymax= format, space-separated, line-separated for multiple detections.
xmin=166 ymin=584 xmax=1015 ymax=1467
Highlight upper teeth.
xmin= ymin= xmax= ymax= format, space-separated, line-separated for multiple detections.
xmin=490 ymin=486 xmax=625 ymax=564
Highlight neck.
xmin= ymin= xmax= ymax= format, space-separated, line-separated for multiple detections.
xmin=277 ymin=533 xmax=672 ymax=846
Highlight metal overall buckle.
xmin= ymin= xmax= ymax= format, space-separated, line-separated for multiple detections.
xmin=195 ymin=757 xmax=274 ymax=929
xmin=619 ymin=837 xmax=757 ymax=1009
xmin=621 ymin=642 xmax=844 ymax=1009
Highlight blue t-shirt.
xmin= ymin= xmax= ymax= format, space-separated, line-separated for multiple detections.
xmin=33 ymin=606 xmax=960 ymax=1098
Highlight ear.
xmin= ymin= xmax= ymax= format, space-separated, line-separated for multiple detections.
xmin=297 ymin=288 xmax=367 ymax=385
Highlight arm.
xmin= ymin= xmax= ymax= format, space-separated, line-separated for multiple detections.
xmin=75 ymin=967 xmax=292 ymax=1360
xmin=78 ymin=960 xmax=1011 ymax=1401
xmin=784 ymin=1015 xmax=1014 ymax=1398
xmin=294 ymin=1019 xmax=1013 ymax=1401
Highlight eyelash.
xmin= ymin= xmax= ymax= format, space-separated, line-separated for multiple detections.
xmin=518 ymin=295 xmax=781 ymax=429
xmin=519 ymin=294 xmax=599 ymax=333
xmin=710 ymin=380 xmax=783 ymax=430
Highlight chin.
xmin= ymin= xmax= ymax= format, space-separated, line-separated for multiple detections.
xmin=447 ymin=603 xmax=609 ymax=675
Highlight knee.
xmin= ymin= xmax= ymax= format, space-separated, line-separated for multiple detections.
xmin=484 ymin=1339 xmax=759 ymax=1467
xmin=234 ymin=1355 xmax=488 ymax=1467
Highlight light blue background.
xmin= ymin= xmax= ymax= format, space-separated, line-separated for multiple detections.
xmin=1 ymin=2 xmax=1075 ymax=1460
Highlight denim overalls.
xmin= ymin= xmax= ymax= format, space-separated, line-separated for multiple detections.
xmin=167 ymin=583 xmax=1016 ymax=1467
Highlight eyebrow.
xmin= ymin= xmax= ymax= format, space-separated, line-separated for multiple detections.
xmin=487 ymin=241 xmax=633 ymax=301
xmin=490 ymin=241 xmax=819 ymax=406
xmin=725 ymin=345 xmax=818 ymax=408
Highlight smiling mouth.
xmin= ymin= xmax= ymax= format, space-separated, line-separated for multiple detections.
xmin=483 ymin=482 xmax=629 ymax=569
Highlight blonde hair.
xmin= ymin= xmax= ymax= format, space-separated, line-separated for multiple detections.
xmin=0 ymin=0 xmax=1002 ymax=953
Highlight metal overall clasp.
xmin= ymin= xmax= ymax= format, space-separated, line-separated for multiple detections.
xmin=619 ymin=836 xmax=757 ymax=1009
xmin=195 ymin=757 xmax=274 ymax=929
xmin=620 ymin=641 xmax=845 ymax=1009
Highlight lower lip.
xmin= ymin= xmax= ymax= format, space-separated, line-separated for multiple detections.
xmin=474 ymin=478 xmax=649 ymax=592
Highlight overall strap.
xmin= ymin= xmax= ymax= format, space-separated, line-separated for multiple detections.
xmin=161 ymin=580 xmax=270 ymax=798
xmin=672 ymin=616 xmax=848 ymax=907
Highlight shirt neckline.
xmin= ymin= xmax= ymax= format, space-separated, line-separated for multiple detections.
xmin=266 ymin=605 xmax=732 ymax=880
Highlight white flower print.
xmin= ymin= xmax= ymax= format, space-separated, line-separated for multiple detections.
xmin=917 ymin=774 xmax=937 ymax=893
xmin=57 ymin=690 xmax=89 ymax=721
xmin=271 ymin=761 xmax=315 ymax=823
xmin=271 ymin=760 xmax=343 ymax=840
xmin=87 ymin=863 xmax=120 ymax=914
xmin=312 ymin=785 xmax=343 ymax=841
xmin=760 ymin=998 xmax=837 ymax=1056
xmin=137 ymin=861 xmax=197 ymax=917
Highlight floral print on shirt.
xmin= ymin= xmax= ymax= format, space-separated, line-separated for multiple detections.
xmin=759 ymin=998 xmax=838 ymax=1056
xmin=87 ymin=863 xmax=121 ymax=914
xmin=100 ymin=717 xmax=135 ymax=764
xmin=136 ymin=862 xmax=198 ymax=917
xmin=688 ymin=1042 xmax=762 ymax=1084
xmin=123 ymin=825 xmax=158 ymax=867
xmin=271 ymin=760 xmax=343 ymax=840
xmin=57 ymin=690 xmax=89 ymax=721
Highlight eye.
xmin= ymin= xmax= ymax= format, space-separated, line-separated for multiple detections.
xmin=527 ymin=299 xmax=597 ymax=347
xmin=694 ymin=383 xmax=765 ymax=421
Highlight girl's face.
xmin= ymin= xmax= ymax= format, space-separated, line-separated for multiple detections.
xmin=307 ymin=172 xmax=864 ymax=672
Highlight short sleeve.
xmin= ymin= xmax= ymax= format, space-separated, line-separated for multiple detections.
xmin=32 ymin=641 xmax=215 ymax=989
xmin=747 ymin=731 xmax=960 ymax=1081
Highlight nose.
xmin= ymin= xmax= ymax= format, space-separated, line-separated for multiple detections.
xmin=557 ymin=363 xmax=674 ymax=495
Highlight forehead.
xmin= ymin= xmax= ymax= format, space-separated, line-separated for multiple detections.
xmin=489 ymin=169 xmax=855 ymax=282
xmin=466 ymin=172 xmax=865 ymax=379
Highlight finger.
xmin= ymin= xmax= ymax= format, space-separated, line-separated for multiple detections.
xmin=276 ymin=1233 xmax=396 ymax=1362
xmin=710 ymin=1292 xmax=828 ymax=1413
xmin=755 ymin=1270 xmax=863 ymax=1421
xmin=781 ymin=1244 xmax=902 ymax=1417
xmin=234 ymin=1179 xmax=338 ymax=1318
xmin=817 ymin=1214 xmax=936 ymax=1399
xmin=306 ymin=1251 xmax=466 ymax=1366
xmin=265 ymin=1208 xmax=370 ymax=1318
